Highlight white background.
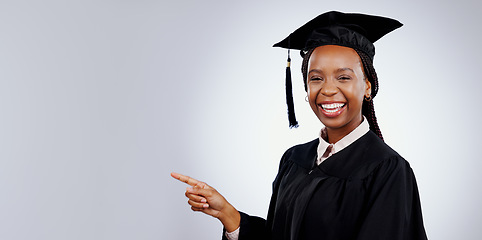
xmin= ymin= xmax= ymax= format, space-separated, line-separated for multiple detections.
xmin=0 ymin=0 xmax=481 ymax=239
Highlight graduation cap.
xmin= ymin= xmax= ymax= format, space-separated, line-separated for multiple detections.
xmin=273 ymin=11 xmax=402 ymax=128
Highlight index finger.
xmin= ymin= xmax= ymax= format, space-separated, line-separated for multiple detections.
xmin=170 ymin=172 xmax=202 ymax=187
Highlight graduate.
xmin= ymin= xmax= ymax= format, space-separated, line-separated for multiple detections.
xmin=171 ymin=11 xmax=428 ymax=240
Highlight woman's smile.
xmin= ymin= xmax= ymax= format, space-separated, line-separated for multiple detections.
xmin=318 ymin=102 xmax=346 ymax=117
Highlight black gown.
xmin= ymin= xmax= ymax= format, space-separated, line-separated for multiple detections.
xmin=223 ymin=131 xmax=428 ymax=240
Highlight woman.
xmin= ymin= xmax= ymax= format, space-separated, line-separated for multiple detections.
xmin=172 ymin=11 xmax=428 ymax=240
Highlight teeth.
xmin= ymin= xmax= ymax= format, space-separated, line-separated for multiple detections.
xmin=321 ymin=103 xmax=345 ymax=110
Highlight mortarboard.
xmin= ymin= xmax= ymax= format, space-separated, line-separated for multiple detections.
xmin=273 ymin=11 xmax=402 ymax=128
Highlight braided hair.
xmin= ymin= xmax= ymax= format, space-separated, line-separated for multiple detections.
xmin=301 ymin=47 xmax=384 ymax=140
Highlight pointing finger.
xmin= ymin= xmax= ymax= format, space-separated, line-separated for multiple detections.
xmin=171 ymin=172 xmax=202 ymax=187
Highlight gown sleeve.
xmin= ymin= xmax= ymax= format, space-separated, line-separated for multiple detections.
xmin=356 ymin=156 xmax=427 ymax=240
xmin=221 ymin=212 xmax=269 ymax=240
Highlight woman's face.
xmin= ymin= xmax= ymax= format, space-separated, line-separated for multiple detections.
xmin=307 ymin=45 xmax=371 ymax=137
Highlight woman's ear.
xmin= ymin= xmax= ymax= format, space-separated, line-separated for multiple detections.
xmin=365 ymin=79 xmax=372 ymax=98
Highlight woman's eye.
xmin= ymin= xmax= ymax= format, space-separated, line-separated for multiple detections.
xmin=310 ymin=77 xmax=323 ymax=82
xmin=338 ymin=76 xmax=351 ymax=81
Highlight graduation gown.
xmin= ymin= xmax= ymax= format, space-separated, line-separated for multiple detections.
xmin=223 ymin=131 xmax=427 ymax=240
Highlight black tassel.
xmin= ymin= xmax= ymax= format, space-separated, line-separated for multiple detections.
xmin=285 ymin=50 xmax=298 ymax=128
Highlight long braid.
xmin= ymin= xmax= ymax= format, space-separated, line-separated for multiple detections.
xmin=355 ymin=49 xmax=383 ymax=140
xmin=300 ymin=47 xmax=384 ymax=140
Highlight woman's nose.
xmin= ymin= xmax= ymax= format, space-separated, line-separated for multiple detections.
xmin=320 ymin=79 xmax=338 ymax=96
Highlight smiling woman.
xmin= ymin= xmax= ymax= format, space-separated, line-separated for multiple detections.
xmin=172 ymin=11 xmax=428 ymax=240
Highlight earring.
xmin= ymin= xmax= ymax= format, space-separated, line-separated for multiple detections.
xmin=305 ymin=95 xmax=309 ymax=102
xmin=364 ymin=94 xmax=372 ymax=102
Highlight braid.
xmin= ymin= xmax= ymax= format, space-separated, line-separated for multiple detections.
xmin=354 ymin=49 xmax=384 ymax=140
xmin=300 ymin=47 xmax=384 ymax=140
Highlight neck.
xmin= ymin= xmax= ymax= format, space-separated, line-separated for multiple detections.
xmin=325 ymin=116 xmax=363 ymax=144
